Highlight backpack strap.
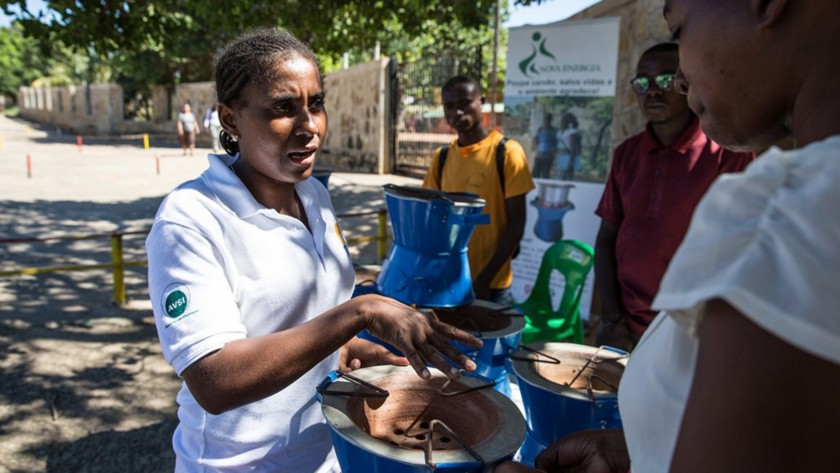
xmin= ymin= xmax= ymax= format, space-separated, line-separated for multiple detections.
xmin=496 ymin=137 xmax=508 ymax=196
xmin=437 ymin=145 xmax=449 ymax=187
xmin=495 ymin=136 xmax=520 ymax=259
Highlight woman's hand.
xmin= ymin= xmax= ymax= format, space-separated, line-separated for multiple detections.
xmin=339 ymin=336 xmax=409 ymax=372
xmin=494 ymin=461 xmax=544 ymax=472
xmin=357 ymin=294 xmax=483 ymax=379
xmin=534 ymin=429 xmax=629 ymax=473
xmin=493 ymin=430 xmax=628 ymax=473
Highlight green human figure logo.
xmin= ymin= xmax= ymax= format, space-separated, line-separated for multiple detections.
xmin=519 ymin=32 xmax=557 ymax=77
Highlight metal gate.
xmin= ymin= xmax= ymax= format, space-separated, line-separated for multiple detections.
xmin=394 ymin=49 xmax=483 ymax=177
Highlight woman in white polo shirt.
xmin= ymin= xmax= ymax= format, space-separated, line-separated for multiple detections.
xmin=146 ymin=28 xmax=482 ymax=473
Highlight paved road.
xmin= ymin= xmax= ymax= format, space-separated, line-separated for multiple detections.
xmin=0 ymin=114 xmax=421 ymax=472
xmin=0 ymin=113 xmax=421 ymax=305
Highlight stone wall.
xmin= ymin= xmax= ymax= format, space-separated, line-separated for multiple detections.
xmin=17 ymin=84 xmax=124 ymax=135
xmin=168 ymin=81 xmax=217 ymax=124
xmin=320 ymin=58 xmax=394 ymax=174
xmin=569 ymin=0 xmax=670 ymax=150
xmin=16 ymin=82 xmax=206 ymax=137
xmin=14 ymin=60 xmax=395 ymax=174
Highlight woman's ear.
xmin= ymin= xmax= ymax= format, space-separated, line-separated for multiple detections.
xmin=218 ymin=103 xmax=238 ymax=137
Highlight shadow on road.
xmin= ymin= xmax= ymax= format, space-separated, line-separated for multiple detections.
xmin=0 ymin=173 xmax=396 ymax=471
xmin=42 ymin=419 xmax=177 ymax=472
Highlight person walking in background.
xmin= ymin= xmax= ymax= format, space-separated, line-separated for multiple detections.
xmin=423 ymin=75 xmax=535 ymax=305
xmin=497 ymin=0 xmax=840 ymax=471
xmin=556 ymin=111 xmax=582 ymax=180
xmin=203 ymin=104 xmax=222 ymax=153
xmin=177 ymin=103 xmax=199 ymax=156
xmin=147 ymin=28 xmax=481 ymax=473
xmin=594 ymin=42 xmax=753 ymax=351
xmin=531 ymin=112 xmax=558 ymax=178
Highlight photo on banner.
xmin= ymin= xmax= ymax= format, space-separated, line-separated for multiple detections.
xmin=505 ymin=17 xmax=620 ymax=321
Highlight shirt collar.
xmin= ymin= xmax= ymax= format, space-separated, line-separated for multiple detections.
xmin=203 ymin=154 xmax=324 ymax=231
xmin=456 ymin=129 xmax=501 ymax=155
xmin=640 ymin=115 xmax=703 ymax=155
xmin=202 ymin=153 xmax=267 ymax=218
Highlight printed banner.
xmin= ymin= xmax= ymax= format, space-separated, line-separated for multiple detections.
xmin=505 ymin=17 xmax=621 ymax=322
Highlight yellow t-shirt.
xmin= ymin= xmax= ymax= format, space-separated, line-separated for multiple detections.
xmin=422 ymin=130 xmax=535 ymax=289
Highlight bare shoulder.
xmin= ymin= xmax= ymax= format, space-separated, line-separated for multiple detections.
xmin=671 ymin=299 xmax=840 ymax=472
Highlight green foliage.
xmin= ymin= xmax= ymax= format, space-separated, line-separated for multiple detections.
xmin=3 ymin=104 xmax=20 ymax=116
xmin=1 ymin=0 xmax=541 ymax=102
xmin=0 ymin=23 xmax=50 ymax=97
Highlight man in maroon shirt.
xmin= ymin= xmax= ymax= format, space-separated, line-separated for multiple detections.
xmin=594 ymin=43 xmax=754 ymax=350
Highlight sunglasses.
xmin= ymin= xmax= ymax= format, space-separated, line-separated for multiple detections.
xmin=630 ymin=72 xmax=676 ymax=94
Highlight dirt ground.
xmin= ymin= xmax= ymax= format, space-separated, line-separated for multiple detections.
xmin=0 ymin=115 xmax=420 ymax=472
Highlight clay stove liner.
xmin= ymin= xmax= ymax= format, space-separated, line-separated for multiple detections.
xmin=320 ymin=365 xmax=526 ymax=466
xmin=513 ymin=343 xmax=627 ymax=400
xmin=431 ymin=299 xmax=525 ymax=336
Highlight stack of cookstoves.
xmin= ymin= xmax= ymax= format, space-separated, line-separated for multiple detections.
xmin=336 ymin=184 xmax=629 ymax=470
xmin=318 ymin=184 xmax=527 ymax=472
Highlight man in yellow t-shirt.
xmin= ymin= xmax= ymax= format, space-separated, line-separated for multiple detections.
xmin=423 ymin=75 xmax=535 ymax=305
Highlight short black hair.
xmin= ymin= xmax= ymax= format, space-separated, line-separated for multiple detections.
xmin=442 ymin=75 xmax=482 ymax=95
xmin=638 ymin=42 xmax=679 ymax=64
xmin=213 ymin=28 xmax=321 ymax=155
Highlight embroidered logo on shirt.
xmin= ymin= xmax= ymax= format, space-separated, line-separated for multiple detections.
xmin=161 ymin=283 xmax=197 ymax=327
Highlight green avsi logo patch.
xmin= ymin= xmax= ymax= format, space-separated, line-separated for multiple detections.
xmin=165 ymin=290 xmax=188 ymax=318
xmin=161 ymin=283 xmax=196 ymax=326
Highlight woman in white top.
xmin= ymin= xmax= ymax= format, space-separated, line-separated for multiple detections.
xmin=147 ymin=28 xmax=482 ymax=473
xmin=555 ymin=112 xmax=581 ymax=181
xmin=203 ymin=105 xmax=222 ymax=153
xmin=177 ymin=103 xmax=199 ymax=156
xmin=497 ymin=1 xmax=840 ymax=472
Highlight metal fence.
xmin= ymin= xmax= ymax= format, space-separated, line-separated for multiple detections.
xmin=395 ymin=49 xmax=483 ymax=176
xmin=0 ymin=210 xmax=389 ymax=307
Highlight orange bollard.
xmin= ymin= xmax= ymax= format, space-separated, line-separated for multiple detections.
xmin=26 ymin=154 xmax=32 ymax=178
xmin=76 ymin=135 xmax=83 ymax=152
xmin=156 ymin=154 xmax=160 ymax=175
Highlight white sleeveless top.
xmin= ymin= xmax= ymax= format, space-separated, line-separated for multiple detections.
xmin=619 ymin=136 xmax=840 ymax=472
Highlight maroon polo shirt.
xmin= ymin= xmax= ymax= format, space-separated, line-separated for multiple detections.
xmin=596 ymin=117 xmax=754 ymax=338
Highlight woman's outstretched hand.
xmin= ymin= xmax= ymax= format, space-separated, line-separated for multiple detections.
xmin=357 ymin=294 xmax=483 ymax=379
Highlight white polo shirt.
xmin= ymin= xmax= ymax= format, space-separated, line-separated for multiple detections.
xmin=146 ymin=153 xmax=354 ymax=473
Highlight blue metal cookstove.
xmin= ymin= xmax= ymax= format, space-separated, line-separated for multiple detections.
xmin=376 ymin=185 xmax=489 ymax=308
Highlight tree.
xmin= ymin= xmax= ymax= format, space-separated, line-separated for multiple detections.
xmin=0 ymin=24 xmax=48 ymax=97
xmin=1 ymin=0 xmax=542 ymax=103
xmin=0 ymin=23 xmax=92 ymax=98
